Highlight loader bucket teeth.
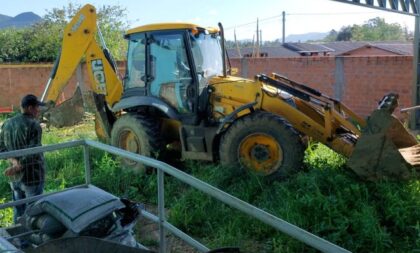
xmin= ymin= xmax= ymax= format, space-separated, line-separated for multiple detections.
xmin=43 ymin=87 xmax=85 ymax=128
xmin=347 ymin=108 xmax=419 ymax=181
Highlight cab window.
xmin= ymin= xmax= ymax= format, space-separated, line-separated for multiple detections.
xmin=149 ymin=32 xmax=193 ymax=113
xmin=125 ymin=34 xmax=146 ymax=89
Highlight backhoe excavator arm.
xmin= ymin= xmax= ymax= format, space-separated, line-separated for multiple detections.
xmin=41 ymin=4 xmax=123 ymax=140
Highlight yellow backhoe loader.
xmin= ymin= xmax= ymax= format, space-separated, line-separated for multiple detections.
xmin=42 ymin=4 xmax=419 ymax=181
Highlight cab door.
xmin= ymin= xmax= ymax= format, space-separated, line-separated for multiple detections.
xmin=147 ymin=31 xmax=198 ymax=116
xmin=123 ymin=30 xmax=201 ymax=126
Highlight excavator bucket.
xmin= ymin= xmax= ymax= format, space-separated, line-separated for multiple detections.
xmin=347 ymin=93 xmax=419 ymax=181
xmin=42 ymin=87 xmax=85 ymax=128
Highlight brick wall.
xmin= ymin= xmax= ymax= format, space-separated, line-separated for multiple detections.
xmin=0 ymin=64 xmax=79 ymax=107
xmin=0 ymin=62 xmax=126 ymax=108
xmin=231 ymin=56 xmax=413 ymax=117
xmin=0 ymin=57 xmax=413 ymax=117
xmin=0 ymin=64 xmax=51 ymax=108
xmin=340 ymin=56 xmax=412 ymax=116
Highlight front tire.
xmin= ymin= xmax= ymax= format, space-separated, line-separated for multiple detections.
xmin=219 ymin=112 xmax=304 ymax=180
xmin=111 ymin=114 xmax=163 ymax=173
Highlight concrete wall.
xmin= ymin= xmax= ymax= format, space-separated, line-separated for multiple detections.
xmin=231 ymin=56 xmax=412 ymax=117
xmin=0 ymin=56 xmax=413 ymax=118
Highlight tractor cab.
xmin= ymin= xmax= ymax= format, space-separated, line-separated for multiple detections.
xmin=121 ymin=23 xmax=223 ymax=123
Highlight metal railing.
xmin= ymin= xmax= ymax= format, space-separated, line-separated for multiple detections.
xmin=0 ymin=140 xmax=351 ymax=253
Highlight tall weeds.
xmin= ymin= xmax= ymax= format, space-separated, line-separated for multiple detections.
xmin=0 ymin=122 xmax=418 ymax=252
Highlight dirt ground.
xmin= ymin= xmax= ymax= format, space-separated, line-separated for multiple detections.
xmin=136 ymin=204 xmax=199 ymax=253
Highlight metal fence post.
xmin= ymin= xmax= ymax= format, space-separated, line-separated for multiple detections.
xmin=83 ymin=145 xmax=91 ymax=185
xmin=85 ymin=140 xmax=352 ymax=252
xmin=157 ymin=169 xmax=166 ymax=253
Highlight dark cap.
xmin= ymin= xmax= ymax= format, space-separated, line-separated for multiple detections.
xmin=21 ymin=94 xmax=46 ymax=108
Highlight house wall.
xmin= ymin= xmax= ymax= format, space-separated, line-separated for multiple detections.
xmin=343 ymin=46 xmax=399 ymax=56
xmin=0 ymin=56 xmax=413 ymax=118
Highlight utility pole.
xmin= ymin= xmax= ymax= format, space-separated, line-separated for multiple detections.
xmin=251 ymin=34 xmax=255 ymax=57
xmin=256 ymin=18 xmax=260 ymax=58
xmin=282 ymin=11 xmax=285 ymax=44
xmin=411 ymin=5 xmax=420 ymax=129
xmin=234 ymin=29 xmax=241 ymax=58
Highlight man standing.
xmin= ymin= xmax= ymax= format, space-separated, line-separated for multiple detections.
xmin=0 ymin=94 xmax=45 ymax=223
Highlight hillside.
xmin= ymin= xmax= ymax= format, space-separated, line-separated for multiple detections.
xmin=0 ymin=12 xmax=41 ymax=29
xmin=0 ymin=14 xmax=11 ymax=23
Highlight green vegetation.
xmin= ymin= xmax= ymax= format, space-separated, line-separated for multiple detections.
xmin=324 ymin=17 xmax=409 ymax=42
xmin=0 ymin=3 xmax=128 ymax=63
xmin=0 ymin=121 xmax=419 ymax=252
xmin=225 ymin=17 xmax=411 ymax=49
xmin=1 ymin=7 xmax=409 ymax=61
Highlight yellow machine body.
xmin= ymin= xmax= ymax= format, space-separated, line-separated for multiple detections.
xmin=41 ymin=4 xmax=418 ymax=180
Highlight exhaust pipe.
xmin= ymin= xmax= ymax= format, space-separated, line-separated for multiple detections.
xmin=218 ymin=22 xmax=227 ymax=77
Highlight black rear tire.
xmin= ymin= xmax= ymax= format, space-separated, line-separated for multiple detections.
xmin=219 ymin=111 xmax=304 ymax=180
xmin=111 ymin=114 xmax=163 ymax=173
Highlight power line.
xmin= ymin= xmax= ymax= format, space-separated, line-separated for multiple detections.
xmin=225 ymin=11 xmax=383 ymax=30
xmin=288 ymin=11 xmax=380 ymax=15
xmin=225 ymin=14 xmax=281 ymax=30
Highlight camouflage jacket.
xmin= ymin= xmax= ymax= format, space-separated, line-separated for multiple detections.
xmin=0 ymin=113 xmax=45 ymax=185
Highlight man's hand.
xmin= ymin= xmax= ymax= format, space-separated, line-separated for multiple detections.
xmin=4 ymin=165 xmax=22 ymax=177
xmin=4 ymin=159 xmax=22 ymax=177
xmin=8 ymin=158 xmax=19 ymax=167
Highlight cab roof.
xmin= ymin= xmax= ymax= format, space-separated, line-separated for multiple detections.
xmin=126 ymin=22 xmax=219 ymax=35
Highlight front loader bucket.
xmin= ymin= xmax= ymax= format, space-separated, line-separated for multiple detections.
xmin=347 ymin=106 xmax=419 ymax=181
xmin=42 ymin=86 xmax=85 ymax=128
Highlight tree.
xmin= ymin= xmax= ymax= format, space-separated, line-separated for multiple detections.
xmin=96 ymin=5 xmax=129 ymax=60
xmin=38 ymin=3 xmax=129 ymax=61
xmin=324 ymin=29 xmax=338 ymax=42
xmin=336 ymin=26 xmax=353 ymax=41
xmin=0 ymin=28 xmax=28 ymax=62
xmin=0 ymin=2 xmax=129 ymax=63
xmin=324 ymin=17 xmax=406 ymax=42
xmin=352 ymin=17 xmax=405 ymax=41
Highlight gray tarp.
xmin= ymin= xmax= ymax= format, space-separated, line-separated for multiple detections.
xmin=25 ymin=185 xmax=124 ymax=234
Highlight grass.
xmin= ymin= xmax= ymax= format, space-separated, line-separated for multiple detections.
xmin=166 ymin=162 xmax=419 ymax=252
xmin=0 ymin=117 xmax=419 ymax=252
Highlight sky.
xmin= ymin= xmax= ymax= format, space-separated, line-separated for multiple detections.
xmin=1 ymin=0 xmax=416 ymax=41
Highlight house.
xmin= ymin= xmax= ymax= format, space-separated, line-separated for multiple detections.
xmin=227 ymin=41 xmax=413 ymax=58
xmin=282 ymin=43 xmax=333 ymax=56
xmin=227 ymin=46 xmax=299 ymax=58
xmin=335 ymin=42 xmax=412 ymax=56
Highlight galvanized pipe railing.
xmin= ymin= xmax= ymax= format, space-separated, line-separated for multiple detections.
xmin=86 ymin=140 xmax=351 ymax=253
xmin=0 ymin=140 xmax=351 ymax=253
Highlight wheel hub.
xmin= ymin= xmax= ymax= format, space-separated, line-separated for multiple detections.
xmin=238 ymin=133 xmax=283 ymax=175
xmin=127 ymin=136 xmax=139 ymax=153
xmin=119 ymin=130 xmax=142 ymax=166
xmin=250 ymin=144 xmax=270 ymax=162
